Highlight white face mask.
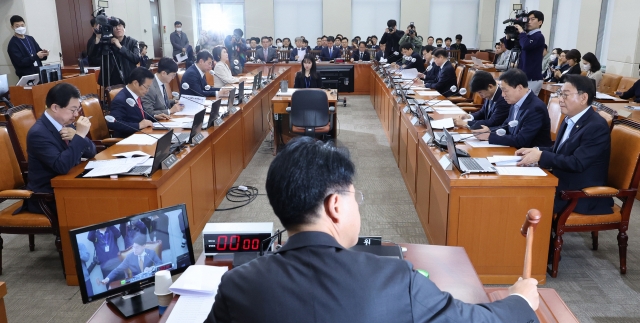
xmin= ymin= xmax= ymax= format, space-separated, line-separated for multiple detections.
xmin=549 ymin=54 xmax=557 ymax=61
xmin=176 ymin=28 xmax=182 ymax=32
xmin=14 ymin=27 xmax=26 ymax=35
xmin=581 ymin=63 xmax=590 ymax=72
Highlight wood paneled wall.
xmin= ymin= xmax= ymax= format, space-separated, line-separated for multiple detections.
xmin=55 ymin=0 xmax=94 ymax=65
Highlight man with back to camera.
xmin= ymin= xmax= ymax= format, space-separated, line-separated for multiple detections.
xmin=170 ymin=21 xmax=190 ymax=61
xmin=25 ymin=83 xmax=96 ymax=214
xmin=205 ymin=136 xmax=540 ymax=323
xmin=516 ymin=75 xmax=614 ymax=215
xmin=380 ymin=19 xmax=404 ymax=63
xmin=472 ymin=68 xmax=551 ymax=149
xmin=141 ymin=57 xmax=185 ymax=118
xmin=454 ymin=71 xmax=511 ymax=130
xmin=502 ymin=10 xmax=546 ymax=95
xmin=423 ymin=48 xmax=457 ymax=97
xmin=7 ymin=15 xmax=49 ymax=78
xmin=100 ymin=234 xmax=162 ymax=285
xmin=89 ymin=17 xmax=140 ymax=86
xmin=107 ymin=67 xmax=156 ymax=138
xmin=180 ymin=50 xmax=220 ymax=97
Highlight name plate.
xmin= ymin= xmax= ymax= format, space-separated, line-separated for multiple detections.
xmin=191 ymin=132 xmax=205 ymax=145
xmin=242 ymin=97 xmax=250 ymax=104
xmin=252 ymin=90 xmax=258 ymax=96
xmin=410 ymin=105 xmax=417 ymax=113
xmin=439 ymin=155 xmax=453 ymax=170
xmin=214 ymin=118 xmax=224 ymax=126
xmin=230 ymin=106 xmax=239 ymax=114
xmin=402 ymin=106 xmax=410 ymax=114
xmin=161 ymin=154 xmax=179 ymax=170
xmin=410 ymin=116 xmax=419 ymax=125
xmin=391 ymin=90 xmax=396 ymax=96
xmin=396 ymin=97 xmax=402 ymax=103
xmin=422 ymin=132 xmax=432 ymax=143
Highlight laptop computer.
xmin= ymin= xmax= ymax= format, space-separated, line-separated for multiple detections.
xmin=174 ymin=108 xmax=205 ymax=144
xmin=220 ymin=88 xmax=237 ymax=107
xmin=443 ymin=128 xmax=496 ymax=173
xmin=123 ymin=130 xmax=174 ymax=176
xmin=424 ymin=115 xmax=467 ymax=143
xmin=204 ymin=99 xmax=222 ymax=129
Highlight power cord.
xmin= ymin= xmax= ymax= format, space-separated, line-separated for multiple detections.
xmin=215 ymin=185 xmax=260 ymax=211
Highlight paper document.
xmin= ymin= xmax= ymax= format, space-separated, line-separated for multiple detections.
xmin=83 ymin=165 xmax=134 ymax=177
xmin=464 ymin=139 xmax=509 ymax=148
xmin=416 ymin=91 xmax=441 ymax=96
xmin=165 ymin=294 xmax=216 ymax=323
xmin=431 ymin=100 xmax=456 ymax=107
xmin=153 ymin=122 xmax=185 ymax=128
xmin=175 ymin=52 xmax=187 ymax=63
xmin=170 ymin=265 xmax=227 ymax=296
xmin=595 ymin=92 xmax=616 ymax=100
xmin=487 ymin=155 xmax=523 ymax=166
xmin=410 ymin=86 xmax=428 ymax=90
xmin=430 ymin=118 xmax=454 ymax=129
xmin=276 ymin=89 xmax=298 ymax=96
xmin=112 ymin=151 xmax=151 ymax=158
xmin=434 ymin=107 xmax=466 ymax=115
xmin=115 ymin=134 xmax=164 ymax=145
xmin=85 ymin=157 xmax=149 ymax=169
xmin=495 ymin=167 xmax=547 ymax=176
xmin=401 ymin=68 xmax=418 ymax=80
xmin=176 ymin=95 xmax=206 ymax=115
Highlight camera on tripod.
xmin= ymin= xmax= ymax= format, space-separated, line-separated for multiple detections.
xmin=95 ymin=12 xmax=120 ymax=44
xmin=503 ymin=4 xmax=528 ymax=40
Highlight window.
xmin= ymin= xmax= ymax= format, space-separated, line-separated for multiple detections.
xmin=197 ymin=0 xmax=245 ymax=41
xmin=352 ymin=0 xmax=401 ymax=43
xmin=274 ymin=0 xmax=322 ymax=42
xmin=430 ymin=0 xmax=480 ymax=48
xmin=598 ymin=0 xmax=615 ymax=66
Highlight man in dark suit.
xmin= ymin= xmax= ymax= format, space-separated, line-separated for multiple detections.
xmin=142 ymin=57 xmax=184 ymax=117
xmin=180 ymin=50 xmax=219 ymax=97
xmin=7 ymin=15 xmax=49 ymax=78
xmin=454 ymin=71 xmax=510 ymax=130
xmin=417 ymin=45 xmax=440 ymax=83
xmin=350 ymin=42 xmax=371 ymax=62
xmin=25 ymin=83 xmax=96 ymax=214
xmin=423 ymin=48 xmax=457 ymax=97
xmin=256 ymin=36 xmax=277 ymax=63
xmin=516 ymin=75 xmax=613 ymax=215
xmin=375 ymin=43 xmax=387 ymax=62
xmin=398 ymin=43 xmax=425 ymax=72
xmin=472 ymin=68 xmax=552 ymax=149
xmin=313 ymin=37 xmax=323 ymax=50
xmin=100 ymin=234 xmax=162 ymax=285
xmin=320 ymin=36 xmax=341 ymax=61
xmin=107 ymin=67 xmax=155 ymax=138
xmin=88 ymin=17 xmax=140 ymax=86
xmin=380 ymin=19 xmax=404 ymax=63
xmin=450 ymin=34 xmax=468 ymax=60
xmin=289 ymin=37 xmax=308 ymax=62
xmin=205 ymin=137 xmax=540 ymax=323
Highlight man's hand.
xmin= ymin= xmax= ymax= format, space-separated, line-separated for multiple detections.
xmin=417 ymin=72 xmax=425 ymax=79
xmin=154 ymin=113 xmax=171 ymax=120
xmin=37 ymin=50 xmax=48 ymax=59
xmin=182 ymin=47 xmax=186 ymax=53
xmin=508 ymin=277 xmax=539 ymax=311
xmin=139 ymin=120 xmax=153 ymax=129
xmin=554 ymin=70 xmax=562 ymax=78
xmin=239 ymin=77 xmax=247 ymax=83
xmin=99 ymin=277 xmax=110 ymax=285
xmin=218 ymin=89 xmax=230 ymax=97
xmin=60 ymin=127 xmax=76 ymax=141
xmin=169 ymin=103 xmax=184 ymax=114
xmin=471 ymin=125 xmax=491 ymax=141
xmin=516 ymin=148 xmax=542 ymax=166
xmin=453 ymin=115 xmax=469 ymax=128
xmin=111 ymin=37 xmax=122 ymax=49
xmin=295 ymin=55 xmax=299 ymax=60
xmin=74 ymin=116 xmax=91 ymax=138
xmin=515 ymin=24 xmax=525 ymax=34
xmin=385 ymin=28 xmax=391 ymax=34
xmin=405 ymin=28 xmax=411 ymax=35
xmin=143 ymin=267 xmax=153 ymax=273
xmin=94 ymin=35 xmax=102 ymax=44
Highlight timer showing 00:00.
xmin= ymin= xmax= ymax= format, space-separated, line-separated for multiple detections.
xmin=213 ymin=234 xmax=262 ymax=251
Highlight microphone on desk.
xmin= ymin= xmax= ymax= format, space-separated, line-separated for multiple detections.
xmin=470 ymin=120 xmax=519 ymax=137
xmin=131 ymin=99 xmax=185 ymax=151
xmin=422 ymin=87 xmax=467 ymax=111
xmin=104 ymin=115 xmax=160 ymax=141
xmin=181 ymin=82 xmax=207 ymax=98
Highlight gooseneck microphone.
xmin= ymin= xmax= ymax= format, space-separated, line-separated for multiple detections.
xmin=104 ymin=115 xmax=159 ymax=140
xmin=181 ymin=82 xmax=207 ymax=97
xmin=423 ymin=88 xmax=467 ymax=111
xmin=471 ymin=120 xmax=519 ymax=137
xmin=129 ymin=98 xmax=185 ymax=150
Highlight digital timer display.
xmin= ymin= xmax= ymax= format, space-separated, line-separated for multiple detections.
xmin=204 ymin=233 xmax=271 ymax=253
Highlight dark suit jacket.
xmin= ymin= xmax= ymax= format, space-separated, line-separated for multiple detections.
xmin=539 ymin=108 xmax=614 ymax=214
xmin=558 ymin=64 xmax=582 ymax=83
xmin=7 ymin=35 xmax=47 ymax=78
xmin=468 ymin=87 xmax=511 ymax=129
xmin=424 ymin=61 xmax=457 ymax=97
xmin=180 ymin=64 xmax=219 ymax=97
xmin=375 ymin=50 xmax=387 ymax=62
xmin=108 ymin=87 xmax=154 ymax=138
xmin=88 ymin=35 xmax=140 ymax=86
xmin=401 ymin=52 xmax=425 ymax=72
xmin=255 ymin=47 xmax=277 ymax=63
xmin=293 ymin=72 xmax=322 ymax=88
xmin=26 ymin=114 xmax=96 ymax=195
xmin=422 ymin=62 xmax=440 ymax=83
xmin=106 ymin=248 xmax=162 ymax=282
xmin=206 ymin=231 xmax=538 ymax=323
xmin=320 ymin=46 xmax=341 ymax=61
xmin=489 ymin=91 xmax=552 ymax=148
xmin=351 ymin=50 xmax=371 ymax=62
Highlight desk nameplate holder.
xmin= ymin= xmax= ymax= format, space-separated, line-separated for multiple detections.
xmin=242 ymin=96 xmax=250 ymax=104
xmin=229 ymin=106 xmax=240 ymax=114
xmin=191 ymin=133 xmax=205 ymax=145
xmin=402 ymin=106 xmax=410 ymax=114
xmin=214 ymin=117 xmax=224 ymax=126
xmin=106 ymin=283 xmax=158 ymax=318
xmin=162 ymin=154 xmax=178 ymax=170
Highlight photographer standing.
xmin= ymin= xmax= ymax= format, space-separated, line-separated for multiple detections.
xmin=89 ymin=17 xmax=140 ymax=86
xmin=224 ymin=28 xmax=247 ymax=75
xmin=7 ymin=15 xmax=49 ymax=78
xmin=380 ymin=19 xmax=404 ymax=63
xmin=399 ymin=24 xmax=423 ymax=52
xmin=503 ymin=10 xmax=546 ymax=95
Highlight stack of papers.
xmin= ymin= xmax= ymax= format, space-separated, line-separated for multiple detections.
xmin=83 ymin=156 xmax=150 ymax=177
xmin=487 ymin=155 xmax=522 ymax=166
xmin=115 ymin=134 xmax=164 ymax=145
xmin=464 ymin=139 xmax=508 ymax=148
xmin=401 ymin=68 xmax=418 ymax=80
xmin=416 ymin=91 xmax=441 ymax=96
xmin=276 ymin=89 xmax=298 ymax=96
xmin=431 ymin=100 xmax=456 ymax=107
xmin=430 ymin=118 xmax=454 ymax=129
xmin=176 ymin=95 xmax=206 ymax=115
xmin=595 ymin=92 xmax=616 ymax=100
xmin=495 ymin=167 xmax=547 ymax=176
xmin=112 ymin=151 xmax=151 ymax=158
xmin=434 ymin=107 xmax=466 ymax=115
xmin=165 ymin=265 xmax=228 ymax=323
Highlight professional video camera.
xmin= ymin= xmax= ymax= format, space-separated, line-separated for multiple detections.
xmin=408 ymin=22 xmax=415 ymax=35
xmin=95 ymin=13 xmax=120 ymax=45
xmin=503 ymin=4 xmax=528 ymax=41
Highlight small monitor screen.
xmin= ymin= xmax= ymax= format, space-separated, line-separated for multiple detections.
xmin=0 ymin=74 xmax=8 ymax=97
xmin=39 ymin=64 xmax=61 ymax=84
xmin=70 ymin=204 xmax=195 ymax=303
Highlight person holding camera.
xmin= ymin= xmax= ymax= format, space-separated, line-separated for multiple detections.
xmin=399 ymin=23 xmax=423 ymax=52
xmin=89 ymin=17 xmax=141 ymax=87
xmin=380 ymin=19 xmax=404 ymax=63
xmin=7 ymin=15 xmax=49 ymax=78
xmin=224 ymin=28 xmax=247 ymax=74
xmin=502 ymin=10 xmax=546 ymax=95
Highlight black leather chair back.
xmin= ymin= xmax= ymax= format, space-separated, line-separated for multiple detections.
xmin=290 ymin=90 xmax=329 ymax=127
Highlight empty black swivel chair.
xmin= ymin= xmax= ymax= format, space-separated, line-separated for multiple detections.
xmin=286 ymin=89 xmax=335 ymax=137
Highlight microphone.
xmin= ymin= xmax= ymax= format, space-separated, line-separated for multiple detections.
xmin=181 ymin=82 xmax=207 ymax=97
xmin=104 ymin=115 xmax=159 ymax=141
xmin=471 ymin=120 xmax=519 ymax=137
xmin=420 ymin=85 xmax=460 ymax=107
xmin=139 ymin=105 xmax=185 ymax=151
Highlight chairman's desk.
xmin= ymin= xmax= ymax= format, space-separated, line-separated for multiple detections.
xmin=52 ymin=65 xmax=286 ymax=285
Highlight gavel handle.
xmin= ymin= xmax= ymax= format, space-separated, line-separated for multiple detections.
xmin=523 ymin=226 xmax=534 ymax=279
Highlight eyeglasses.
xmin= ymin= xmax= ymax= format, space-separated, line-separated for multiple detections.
xmin=67 ymin=107 xmax=82 ymax=114
xmin=555 ymin=90 xmax=583 ymax=100
xmin=140 ymin=83 xmax=150 ymax=90
xmin=334 ymin=190 xmax=365 ymax=205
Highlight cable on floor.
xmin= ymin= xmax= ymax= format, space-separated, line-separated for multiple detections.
xmin=215 ymin=185 xmax=260 ymax=211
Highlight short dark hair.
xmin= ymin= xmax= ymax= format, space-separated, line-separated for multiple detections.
xmin=427 ymin=36 xmax=434 ymax=40
xmin=303 ymin=39 xmax=309 ymax=45
xmin=133 ymin=234 xmax=147 ymax=247
xmin=126 ymin=67 xmax=154 ymax=85
xmin=553 ymin=48 xmax=563 ymax=54
xmin=327 ymin=36 xmax=335 ymax=42
xmin=455 ymin=34 xmax=462 ymax=40
xmin=157 ymin=57 xmax=179 ymax=74
xmin=316 ymin=37 xmax=322 ymax=40
xmin=529 ymin=10 xmax=545 ymax=24
xmin=233 ymin=28 xmax=243 ymax=37
xmin=544 ymin=44 xmax=548 ymax=50
xmin=211 ymin=45 xmax=225 ymax=61
xmin=138 ymin=42 xmax=147 ymax=51
xmin=432 ymin=48 xmax=448 ymax=58
xmin=581 ymin=52 xmax=601 ymax=72
xmin=495 ymin=42 xmax=501 ymax=47
xmin=422 ymin=45 xmax=435 ymax=54
xmin=400 ymin=43 xmax=413 ymax=50
xmin=46 ymin=83 xmax=81 ymax=109
xmin=196 ymin=50 xmax=213 ymax=64
xmin=564 ymin=75 xmax=595 ymax=105
xmin=321 ymin=35 xmax=327 ymax=40
xmin=268 ymin=36 xmax=273 ymax=41
xmin=261 ymin=36 xmax=269 ymax=42
xmin=436 ymin=38 xmax=443 ymax=42
xmin=90 ymin=18 xmax=96 ymax=27
xmin=499 ymin=68 xmax=529 ymax=89
xmin=358 ymin=41 xmax=366 ymax=47
xmin=10 ymin=15 xmax=24 ymax=26
xmin=116 ymin=18 xmax=126 ymax=28
xmin=445 ymin=37 xmax=452 ymax=42
xmin=266 ymin=137 xmax=355 ymax=229
xmin=565 ymin=49 xmax=582 ymax=63
xmin=470 ymin=71 xmax=497 ymax=92
xmin=174 ymin=21 xmax=182 ymax=26
xmin=387 ymin=19 xmax=397 ymax=28
xmin=371 ymin=35 xmax=378 ymax=40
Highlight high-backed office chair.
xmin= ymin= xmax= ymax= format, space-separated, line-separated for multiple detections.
xmin=475 ymin=51 xmax=490 ymax=61
xmin=80 ymin=94 xmax=122 ymax=152
xmin=285 ymin=90 xmax=334 ymax=137
xmin=598 ymin=74 xmax=622 ymax=95
xmin=546 ymin=97 xmax=564 ymax=142
xmin=117 ymin=240 xmax=163 ymax=278
xmin=5 ymin=105 xmax=36 ymax=182
xmin=549 ymin=119 xmax=640 ymax=278
xmin=454 ymin=65 xmax=465 ymax=93
xmin=105 ymin=84 xmax=124 ymax=111
xmin=449 ymin=68 xmax=475 ymax=105
xmin=594 ymin=104 xmax=617 ymax=131
xmin=616 ymin=77 xmax=638 ymax=100
xmin=0 ymin=123 xmax=62 ymax=276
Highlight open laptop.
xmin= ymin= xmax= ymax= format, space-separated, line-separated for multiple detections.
xmin=425 ymin=115 xmax=467 ymax=144
xmin=204 ymin=99 xmax=222 ymax=129
xmin=123 ymin=130 xmax=174 ymax=176
xmin=443 ymin=128 xmax=496 ymax=173
xmin=220 ymin=88 xmax=237 ymax=107
xmin=17 ymin=74 xmax=40 ymax=86
xmin=173 ymin=108 xmax=205 ymax=144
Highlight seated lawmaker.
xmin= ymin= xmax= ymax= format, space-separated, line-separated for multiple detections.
xmin=294 ymin=55 xmax=321 ymax=89
xmin=485 ymin=40 xmax=511 ymax=71
xmin=516 ymin=75 xmax=613 ymax=215
xmin=180 ymin=50 xmax=219 ymax=97
xmin=107 ymin=67 xmax=155 ymax=138
xmin=581 ymin=52 xmax=602 ymax=88
xmin=320 ymin=36 xmax=341 ymax=61
xmin=141 ymin=57 xmax=184 ymax=118
xmin=417 ymin=45 xmax=439 ymax=83
xmin=289 ymin=37 xmax=307 ymax=62
xmin=454 ymin=71 xmax=510 ymax=130
xmin=552 ymin=49 xmax=581 ymax=83
xmin=100 ymin=234 xmax=162 ymax=285
xmin=616 ymin=65 xmax=640 ymax=102
xmin=256 ymin=36 xmax=277 ymax=63
xmin=212 ymin=46 xmax=246 ymax=88
xmin=25 ymin=83 xmax=96 ymax=214
xmin=313 ymin=37 xmax=324 ymax=50
xmin=423 ymin=48 xmax=457 ymax=97
xmin=350 ymin=42 xmax=371 ymax=62
xmin=375 ymin=43 xmax=387 ymax=62
xmin=450 ymin=34 xmax=468 ymax=59
xmin=139 ymin=42 xmax=149 ymax=68
xmin=205 ymin=137 xmax=540 ymax=323
xmin=7 ymin=15 xmax=49 ymax=78
xmin=472 ymin=68 xmax=551 ymax=148
xmin=398 ymin=43 xmax=425 ymax=72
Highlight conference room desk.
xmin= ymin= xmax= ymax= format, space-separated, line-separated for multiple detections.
xmin=52 ymin=66 xmax=289 ymax=285
xmin=370 ymin=67 xmax=557 ymax=284
xmin=603 ymin=102 xmax=640 ymax=122
xmin=464 ymin=64 xmax=497 ymax=72
xmin=539 ymin=82 xmax=629 ymax=105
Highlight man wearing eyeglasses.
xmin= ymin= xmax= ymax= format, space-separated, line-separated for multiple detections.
xmin=107 ymin=67 xmax=156 ymax=138
xmin=205 ymin=136 xmax=540 ymax=323
xmin=516 ymin=75 xmax=613 ymax=215
xmin=25 ymin=83 xmax=96 ymax=214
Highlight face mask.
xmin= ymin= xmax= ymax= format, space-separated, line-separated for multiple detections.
xmin=436 ymin=44 xmax=442 ymax=47
xmin=581 ymin=63 xmax=590 ymax=72
xmin=549 ymin=54 xmax=557 ymax=61
xmin=14 ymin=27 xmax=26 ymax=35
xmin=276 ymin=42 xmax=282 ymax=46
xmin=176 ymin=28 xmax=182 ymax=32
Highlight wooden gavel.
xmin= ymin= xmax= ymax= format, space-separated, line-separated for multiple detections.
xmin=520 ymin=209 xmax=542 ymax=279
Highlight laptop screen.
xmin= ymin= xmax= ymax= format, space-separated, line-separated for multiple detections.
xmin=151 ymin=130 xmax=174 ymax=174
xmin=208 ymin=100 xmax=222 ymax=128
xmin=188 ymin=109 xmax=206 ymax=143
xmin=443 ymin=129 xmax=461 ymax=171
xmin=227 ymin=88 xmax=236 ymax=107
xmin=237 ymin=81 xmax=244 ymax=100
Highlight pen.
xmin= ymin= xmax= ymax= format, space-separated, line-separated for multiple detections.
xmin=72 ymin=115 xmax=92 ymax=126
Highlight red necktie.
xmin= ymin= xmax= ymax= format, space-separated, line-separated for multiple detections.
xmin=137 ymin=97 xmax=144 ymax=118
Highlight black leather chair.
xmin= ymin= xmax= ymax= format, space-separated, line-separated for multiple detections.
xmin=286 ymin=90 xmax=335 ymax=137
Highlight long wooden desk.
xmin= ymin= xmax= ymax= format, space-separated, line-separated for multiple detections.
xmin=52 ymin=66 xmax=287 ymax=285
xmin=539 ymin=82 xmax=630 ymax=106
xmin=371 ymin=67 xmax=557 ymax=284
xmin=603 ymin=102 xmax=640 ymax=122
